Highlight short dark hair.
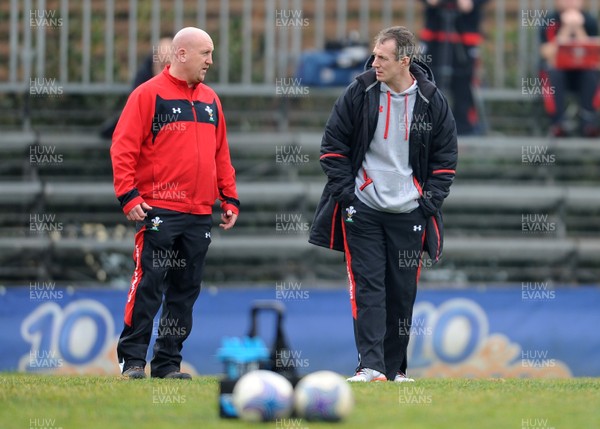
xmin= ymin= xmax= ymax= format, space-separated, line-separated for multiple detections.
xmin=374 ymin=26 xmax=417 ymax=62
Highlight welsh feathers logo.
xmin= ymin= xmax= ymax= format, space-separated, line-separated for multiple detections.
xmin=345 ymin=206 xmax=356 ymax=223
xmin=205 ymin=106 xmax=214 ymax=122
xmin=150 ymin=216 xmax=163 ymax=231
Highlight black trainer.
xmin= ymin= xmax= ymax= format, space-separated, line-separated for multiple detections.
xmin=122 ymin=366 xmax=146 ymax=379
xmin=161 ymin=371 xmax=192 ymax=380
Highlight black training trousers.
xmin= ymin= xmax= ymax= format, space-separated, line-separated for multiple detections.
xmin=117 ymin=207 xmax=212 ymax=377
xmin=541 ymin=67 xmax=599 ymax=129
xmin=341 ymin=197 xmax=426 ymax=380
xmin=425 ymin=41 xmax=479 ymax=135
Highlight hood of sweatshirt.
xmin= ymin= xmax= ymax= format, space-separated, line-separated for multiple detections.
xmin=357 ymin=56 xmax=438 ymax=102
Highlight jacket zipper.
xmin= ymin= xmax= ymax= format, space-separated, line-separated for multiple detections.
xmin=190 ymin=96 xmax=199 ymax=208
xmin=383 ymin=91 xmax=391 ymax=140
xmin=404 ymin=93 xmax=409 ymax=141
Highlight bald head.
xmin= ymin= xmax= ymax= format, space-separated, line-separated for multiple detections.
xmin=173 ymin=27 xmax=212 ymax=51
xmin=169 ymin=27 xmax=214 ymax=86
xmin=556 ymin=0 xmax=584 ymax=11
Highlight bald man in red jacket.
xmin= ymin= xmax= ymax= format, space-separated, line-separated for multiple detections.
xmin=111 ymin=27 xmax=239 ymax=379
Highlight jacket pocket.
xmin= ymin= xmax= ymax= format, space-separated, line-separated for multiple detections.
xmin=309 ymin=190 xmax=344 ymax=252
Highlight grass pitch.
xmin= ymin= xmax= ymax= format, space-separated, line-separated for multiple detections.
xmin=1 ymin=374 xmax=599 ymax=429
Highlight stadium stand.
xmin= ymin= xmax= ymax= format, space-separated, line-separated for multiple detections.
xmin=2 ymin=129 xmax=600 ymax=285
xmin=1 ymin=1 xmax=599 ymax=286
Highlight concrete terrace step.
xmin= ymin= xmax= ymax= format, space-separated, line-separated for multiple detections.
xmin=2 ymin=181 xmax=600 ymax=211
xmin=2 ymin=132 xmax=599 ymax=167
xmin=2 ymin=235 xmax=600 ymax=263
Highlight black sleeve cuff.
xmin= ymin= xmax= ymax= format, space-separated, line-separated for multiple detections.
xmin=220 ymin=191 xmax=240 ymax=209
xmin=117 ymin=188 xmax=141 ymax=209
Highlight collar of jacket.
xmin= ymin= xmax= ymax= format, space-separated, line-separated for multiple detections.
xmin=356 ymin=56 xmax=437 ymax=103
xmin=161 ymin=65 xmax=200 ymax=90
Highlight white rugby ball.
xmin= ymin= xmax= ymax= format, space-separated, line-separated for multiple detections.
xmin=232 ymin=370 xmax=294 ymax=422
xmin=294 ymin=370 xmax=354 ymax=421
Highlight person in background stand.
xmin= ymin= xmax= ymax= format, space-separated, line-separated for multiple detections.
xmin=539 ymin=0 xmax=600 ymax=137
xmin=420 ymin=0 xmax=489 ymax=135
xmin=100 ymin=36 xmax=173 ymax=139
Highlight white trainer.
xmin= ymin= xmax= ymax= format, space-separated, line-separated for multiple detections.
xmin=346 ymin=368 xmax=387 ymax=382
xmin=393 ymin=372 xmax=415 ymax=383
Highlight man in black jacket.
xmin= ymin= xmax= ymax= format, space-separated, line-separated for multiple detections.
xmin=309 ymin=26 xmax=457 ymax=382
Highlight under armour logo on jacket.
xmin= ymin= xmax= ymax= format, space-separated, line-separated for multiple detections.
xmin=413 ymin=225 xmax=422 ymax=231
xmin=205 ymin=232 xmax=211 ymax=238
xmin=172 ymin=107 xmax=181 ymax=114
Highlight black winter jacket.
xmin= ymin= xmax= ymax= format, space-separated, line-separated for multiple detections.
xmin=308 ymin=59 xmax=457 ymax=263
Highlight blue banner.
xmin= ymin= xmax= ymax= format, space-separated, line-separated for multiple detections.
xmin=1 ymin=284 xmax=598 ymax=377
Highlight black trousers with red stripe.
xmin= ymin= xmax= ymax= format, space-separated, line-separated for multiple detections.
xmin=541 ymin=67 xmax=599 ymax=130
xmin=424 ymin=41 xmax=479 ymax=135
xmin=341 ymin=197 xmax=426 ymax=380
xmin=117 ymin=207 xmax=212 ymax=377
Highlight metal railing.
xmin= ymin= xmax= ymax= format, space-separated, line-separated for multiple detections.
xmin=1 ymin=0 xmax=599 ymax=95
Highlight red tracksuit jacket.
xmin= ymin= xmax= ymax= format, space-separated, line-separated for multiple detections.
xmin=111 ymin=66 xmax=239 ymax=216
